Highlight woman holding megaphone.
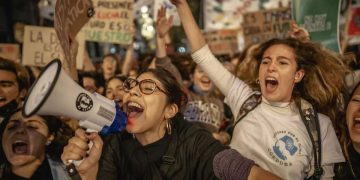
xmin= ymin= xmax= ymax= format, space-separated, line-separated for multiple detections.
xmin=61 ymin=68 xmax=280 ymax=180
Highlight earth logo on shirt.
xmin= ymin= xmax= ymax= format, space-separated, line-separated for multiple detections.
xmin=273 ymin=135 xmax=298 ymax=160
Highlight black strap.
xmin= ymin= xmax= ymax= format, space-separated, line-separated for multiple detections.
xmin=234 ymin=92 xmax=262 ymax=127
xmin=234 ymin=94 xmax=323 ymax=179
xmin=159 ymin=128 xmax=177 ymax=176
xmin=298 ymin=101 xmax=323 ymax=180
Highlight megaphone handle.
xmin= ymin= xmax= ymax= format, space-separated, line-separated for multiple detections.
xmin=66 ymin=129 xmax=95 ymax=176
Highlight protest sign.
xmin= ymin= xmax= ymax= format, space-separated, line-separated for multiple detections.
xmin=348 ymin=5 xmax=360 ymax=36
xmin=22 ymin=26 xmax=85 ymax=69
xmin=0 ymin=44 xmax=20 ymax=61
xmin=292 ymin=0 xmax=341 ymax=52
xmin=203 ymin=29 xmax=239 ymax=55
xmin=55 ymin=0 xmax=93 ymax=71
xmin=204 ymin=0 xmax=259 ymax=30
xmin=242 ymin=8 xmax=291 ymax=47
xmin=83 ymin=0 xmax=134 ymax=45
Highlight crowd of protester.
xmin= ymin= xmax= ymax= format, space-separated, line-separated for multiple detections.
xmin=1 ymin=0 xmax=360 ymax=179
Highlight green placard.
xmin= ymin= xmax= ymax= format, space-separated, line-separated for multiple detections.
xmin=292 ymin=0 xmax=341 ymax=52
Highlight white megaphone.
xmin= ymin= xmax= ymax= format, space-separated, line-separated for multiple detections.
xmin=22 ymin=59 xmax=127 ymax=135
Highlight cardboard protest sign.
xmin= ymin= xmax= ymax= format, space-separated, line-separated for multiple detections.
xmin=242 ymin=8 xmax=291 ymax=47
xmin=203 ymin=29 xmax=239 ymax=55
xmin=292 ymin=0 xmax=341 ymax=52
xmin=55 ymin=0 xmax=93 ymax=71
xmin=0 ymin=44 xmax=20 ymax=61
xmin=83 ymin=0 xmax=134 ymax=45
xmin=22 ymin=26 xmax=85 ymax=69
xmin=204 ymin=0 xmax=259 ymax=30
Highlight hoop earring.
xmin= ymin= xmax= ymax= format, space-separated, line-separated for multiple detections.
xmin=46 ymin=140 xmax=52 ymax=146
xmin=256 ymin=78 xmax=260 ymax=84
xmin=166 ymin=120 xmax=172 ymax=135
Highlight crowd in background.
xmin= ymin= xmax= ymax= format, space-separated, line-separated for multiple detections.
xmin=1 ymin=0 xmax=360 ymax=180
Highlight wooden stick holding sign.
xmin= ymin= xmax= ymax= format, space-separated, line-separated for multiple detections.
xmin=54 ymin=0 xmax=94 ymax=81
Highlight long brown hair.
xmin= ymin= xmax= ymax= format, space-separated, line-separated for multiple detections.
xmin=244 ymin=38 xmax=350 ymax=123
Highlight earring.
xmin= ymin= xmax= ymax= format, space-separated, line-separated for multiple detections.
xmin=166 ymin=120 xmax=172 ymax=135
xmin=46 ymin=140 xmax=52 ymax=146
xmin=256 ymin=78 xmax=260 ymax=84
xmin=132 ymin=134 xmax=136 ymax=139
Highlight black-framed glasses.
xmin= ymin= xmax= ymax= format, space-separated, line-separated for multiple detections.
xmin=123 ymin=78 xmax=167 ymax=95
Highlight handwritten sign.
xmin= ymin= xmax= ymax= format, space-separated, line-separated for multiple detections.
xmin=0 ymin=44 xmax=20 ymax=61
xmin=83 ymin=0 xmax=133 ymax=44
xmin=242 ymin=8 xmax=291 ymax=47
xmin=203 ymin=29 xmax=239 ymax=55
xmin=55 ymin=0 xmax=93 ymax=69
xmin=292 ymin=0 xmax=341 ymax=52
xmin=22 ymin=26 xmax=84 ymax=69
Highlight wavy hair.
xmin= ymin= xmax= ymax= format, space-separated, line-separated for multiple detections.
xmin=242 ymin=38 xmax=350 ymax=122
xmin=337 ymin=82 xmax=360 ymax=165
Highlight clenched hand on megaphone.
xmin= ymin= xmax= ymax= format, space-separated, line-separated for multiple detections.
xmin=22 ymin=59 xmax=127 ymax=175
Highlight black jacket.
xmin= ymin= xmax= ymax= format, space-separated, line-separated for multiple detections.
xmin=334 ymin=145 xmax=360 ymax=180
xmin=97 ymin=115 xmax=227 ymax=180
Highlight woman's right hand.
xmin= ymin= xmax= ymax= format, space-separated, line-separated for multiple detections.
xmin=61 ymin=128 xmax=103 ymax=179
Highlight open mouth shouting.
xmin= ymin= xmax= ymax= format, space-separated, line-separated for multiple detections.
xmin=198 ymin=77 xmax=212 ymax=91
xmin=12 ymin=140 xmax=29 ymax=155
xmin=264 ymin=76 xmax=279 ymax=93
xmin=0 ymin=96 xmax=7 ymax=106
xmin=126 ymin=101 xmax=144 ymax=125
xmin=352 ymin=117 xmax=360 ymax=132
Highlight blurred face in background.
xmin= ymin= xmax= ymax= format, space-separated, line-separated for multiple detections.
xmin=83 ymin=76 xmax=97 ymax=93
xmin=0 ymin=70 xmax=21 ymax=108
xmin=102 ymin=56 xmax=117 ymax=76
xmin=106 ymin=78 xmax=125 ymax=106
xmin=192 ymin=65 xmax=213 ymax=93
xmin=347 ymin=85 xmax=360 ymax=148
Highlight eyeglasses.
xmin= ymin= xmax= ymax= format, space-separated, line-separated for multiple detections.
xmin=123 ymin=78 xmax=167 ymax=95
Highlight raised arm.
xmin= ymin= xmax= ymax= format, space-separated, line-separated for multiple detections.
xmin=156 ymin=6 xmax=173 ymax=58
xmin=121 ymin=44 xmax=134 ymax=76
xmin=121 ymin=26 xmax=135 ymax=76
xmin=155 ymin=6 xmax=183 ymax=85
xmin=171 ymin=0 xmax=253 ymax=109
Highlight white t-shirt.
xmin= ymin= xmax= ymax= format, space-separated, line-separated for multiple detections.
xmin=191 ymin=45 xmax=345 ymax=179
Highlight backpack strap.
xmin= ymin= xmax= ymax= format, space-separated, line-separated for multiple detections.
xmin=159 ymin=127 xmax=177 ymax=177
xmin=231 ymin=93 xmax=322 ymax=179
xmin=298 ymin=99 xmax=323 ymax=180
xmin=226 ymin=92 xmax=261 ymax=136
xmin=234 ymin=91 xmax=262 ymax=127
